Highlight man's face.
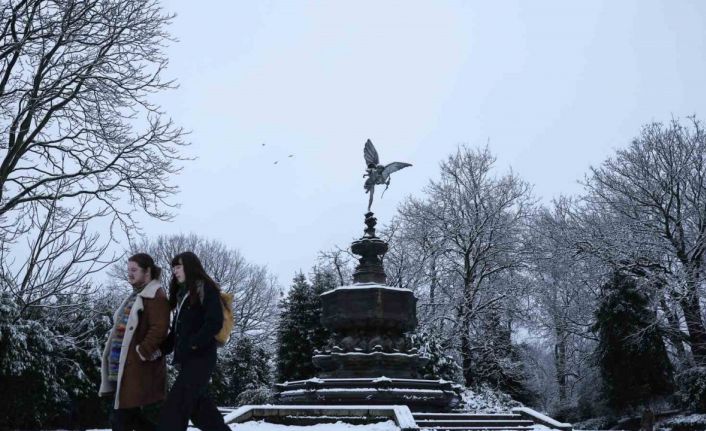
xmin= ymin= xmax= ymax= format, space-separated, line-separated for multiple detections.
xmin=127 ymin=261 xmax=149 ymax=287
xmin=172 ymin=261 xmax=186 ymax=283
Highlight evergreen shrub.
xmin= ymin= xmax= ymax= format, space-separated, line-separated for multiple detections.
xmin=676 ymin=367 xmax=706 ymax=413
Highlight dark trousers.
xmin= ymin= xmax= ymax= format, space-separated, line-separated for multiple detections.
xmin=157 ymin=355 xmax=229 ymax=431
xmin=110 ymin=402 xmax=160 ymax=431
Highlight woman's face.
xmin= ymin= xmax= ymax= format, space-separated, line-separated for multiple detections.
xmin=172 ymin=260 xmax=186 ymax=283
xmin=127 ymin=260 xmax=150 ymax=287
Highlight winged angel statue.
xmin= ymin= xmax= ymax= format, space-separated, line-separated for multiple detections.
xmin=363 ymin=139 xmax=412 ymax=212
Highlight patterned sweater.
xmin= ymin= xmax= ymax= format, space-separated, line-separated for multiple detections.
xmin=108 ymin=292 xmax=139 ymax=382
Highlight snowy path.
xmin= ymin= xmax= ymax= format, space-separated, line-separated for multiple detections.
xmin=226 ymin=421 xmax=399 ymax=430
xmin=84 ymin=423 xmax=558 ymax=431
xmin=86 ymin=422 xmax=399 ymax=431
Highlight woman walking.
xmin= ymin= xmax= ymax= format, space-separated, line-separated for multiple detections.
xmin=157 ymin=251 xmax=230 ymax=431
xmin=99 ymin=253 xmax=170 ymax=431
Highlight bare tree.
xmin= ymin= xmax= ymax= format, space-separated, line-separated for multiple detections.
xmin=566 ymin=203 xmax=691 ymax=365
xmin=0 ymin=0 xmax=187 ymax=342
xmin=0 ymin=188 xmax=116 ymax=323
xmin=380 ymin=215 xmax=461 ymax=345
xmin=116 ymin=233 xmax=281 ymax=345
xmin=552 ymin=195 xmax=690 ymax=365
xmin=582 ymin=117 xmax=706 ymax=364
xmin=0 ymin=0 xmax=187 ymax=237
xmin=525 ymin=198 xmax=603 ymax=410
xmin=317 ymin=246 xmax=355 ymax=287
xmin=397 ymin=145 xmax=534 ymax=385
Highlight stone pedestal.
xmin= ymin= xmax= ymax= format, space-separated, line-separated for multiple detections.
xmin=275 ymin=212 xmax=460 ymax=411
xmin=314 ymin=285 xmax=424 ymax=378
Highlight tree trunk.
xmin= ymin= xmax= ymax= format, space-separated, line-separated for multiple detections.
xmin=461 ymin=253 xmax=475 ymax=386
xmin=640 ymin=407 xmax=655 ymax=431
xmin=460 ymin=301 xmax=473 ymax=386
xmin=430 ymin=259 xmax=437 ymax=313
xmin=659 ymin=294 xmax=688 ymax=364
xmin=680 ymin=289 xmax=706 ymax=365
xmin=554 ymin=329 xmax=567 ymax=406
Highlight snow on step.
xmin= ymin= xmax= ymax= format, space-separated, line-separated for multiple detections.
xmin=416 ymin=427 xmax=533 ymax=431
xmin=414 ymin=420 xmax=534 ymax=426
xmin=413 ymin=414 xmax=524 ymax=421
xmin=227 ymin=419 xmax=400 ymax=430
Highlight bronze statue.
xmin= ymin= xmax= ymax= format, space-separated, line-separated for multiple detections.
xmin=363 ymin=139 xmax=412 ymax=212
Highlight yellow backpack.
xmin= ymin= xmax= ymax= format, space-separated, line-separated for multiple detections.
xmin=215 ymin=291 xmax=234 ymax=346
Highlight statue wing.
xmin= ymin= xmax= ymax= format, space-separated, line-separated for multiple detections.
xmin=364 ymin=139 xmax=380 ymax=166
xmin=382 ymin=162 xmax=412 ymax=181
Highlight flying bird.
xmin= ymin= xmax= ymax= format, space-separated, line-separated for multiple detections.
xmin=363 ymin=139 xmax=412 ymax=212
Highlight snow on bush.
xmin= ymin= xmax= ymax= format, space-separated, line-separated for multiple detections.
xmin=457 ymin=384 xmax=522 ymax=412
xmin=659 ymin=413 xmax=706 ymax=431
xmin=676 ymin=366 xmax=706 ymax=413
xmin=236 ymin=387 xmax=274 ymax=406
xmin=573 ymin=415 xmax=615 ymax=431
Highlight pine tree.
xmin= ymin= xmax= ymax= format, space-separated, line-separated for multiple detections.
xmin=309 ymin=268 xmax=336 ymax=353
xmin=467 ymin=307 xmax=535 ymax=404
xmin=0 ymin=290 xmax=117 ymax=429
xmin=409 ymin=330 xmax=464 ymax=383
xmin=275 ymin=271 xmax=331 ymax=382
xmin=211 ymin=336 xmax=272 ymax=406
xmin=593 ymin=271 xmax=673 ymax=412
xmin=0 ymin=293 xmax=67 ymax=428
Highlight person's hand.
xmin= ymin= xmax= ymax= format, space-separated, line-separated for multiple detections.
xmin=136 ymin=344 xmax=162 ymax=361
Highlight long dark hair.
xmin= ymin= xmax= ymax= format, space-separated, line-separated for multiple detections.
xmin=169 ymin=251 xmax=219 ymax=309
xmin=128 ymin=253 xmax=162 ymax=280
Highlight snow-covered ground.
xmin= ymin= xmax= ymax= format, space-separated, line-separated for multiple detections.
xmin=83 ymin=423 xmax=558 ymax=431
xmin=76 ymin=402 xmax=706 ymax=431
xmin=86 ymin=423 xmax=399 ymax=431
xmin=83 ymin=426 xmax=561 ymax=431
xmin=227 ymin=420 xmax=399 ymax=430
xmin=227 ymin=424 xmax=555 ymax=431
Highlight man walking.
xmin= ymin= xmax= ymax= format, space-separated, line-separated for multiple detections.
xmin=99 ymin=253 xmax=170 ymax=431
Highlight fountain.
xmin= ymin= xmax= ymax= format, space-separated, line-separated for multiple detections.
xmin=275 ymin=211 xmax=461 ymax=411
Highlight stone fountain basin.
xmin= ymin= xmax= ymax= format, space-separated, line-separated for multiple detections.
xmin=320 ymin=284 xmax=417 ymax=332
xmin=312 ymin=351 xmax=429 ymax=378
xmin=275 ymin=377 xmax=462 ymax=412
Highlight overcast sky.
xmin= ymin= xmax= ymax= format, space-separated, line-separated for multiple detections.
xmin=136 ymin=0 xmax=706 ymax=286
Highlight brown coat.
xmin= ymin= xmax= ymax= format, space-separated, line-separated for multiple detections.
xmin=99 ymin=280 xmax=170 ymax=409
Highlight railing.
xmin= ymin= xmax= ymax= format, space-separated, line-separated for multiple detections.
xmin=512 ymin=406 xmax=573 ymax=431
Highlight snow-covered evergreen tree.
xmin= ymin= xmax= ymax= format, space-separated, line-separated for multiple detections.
xmin=0 ymin=290 xmax=116 ymax=429
xmin=0 ymin=293 xmax=77 ymax=427
xmin=211 ymin=336 xmax=272 ymax=406
xmin=0 ymin=293 xmax=57 ymax=428
xmin=593 ymin=271 xmax=674 ymax=412
xmin=408 ymin=330 xmax=463 ymax=383
xmin=275 ymin=270 xmax=332 ymax=382
xmin=49 ymin=292 xmax=116 ymax=428
xmin=467 ymin=306 xmax=535 ymax=405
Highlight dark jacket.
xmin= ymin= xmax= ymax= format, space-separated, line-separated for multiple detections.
xmin=163 ymin=280 xmax=223 ymax=366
